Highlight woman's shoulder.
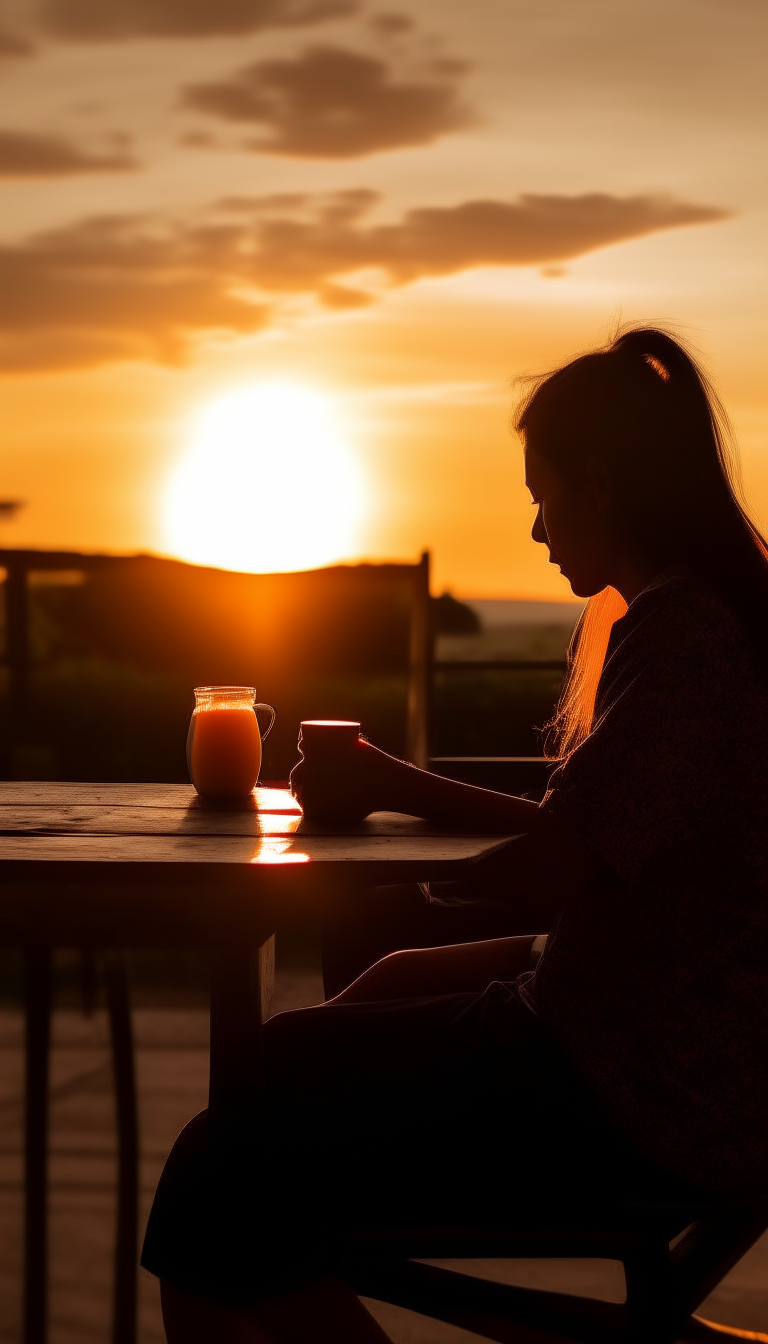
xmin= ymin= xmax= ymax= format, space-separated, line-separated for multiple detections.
xmin=611 ymin=570 xmax=758 ymax=665
xmin=627 ymin=569 xmax=737 ymax=624
xmin=599 ymin=570 xmax=767 ymax=718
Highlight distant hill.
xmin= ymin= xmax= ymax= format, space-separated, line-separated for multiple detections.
xmin=436 ymin=597 xmax=583 ymax=665
xmin=465 ymin=598 xmax=585 ymax=628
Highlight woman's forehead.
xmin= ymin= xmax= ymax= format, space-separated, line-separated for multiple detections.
xmin=523 ymin=441 xmax=549 ymax=488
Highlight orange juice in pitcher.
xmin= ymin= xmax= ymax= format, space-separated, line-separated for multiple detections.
xmin=187 ymin=686 xmax=275 ymax=800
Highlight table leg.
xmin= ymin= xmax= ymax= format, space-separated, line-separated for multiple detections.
xmin=103 ymin=952 xmax=138 ymax=1344
xmin=208 ymin=936 xmax=275 ymax=1137
xmin=24 ymin=948 xmax=52 ymax=1344
xmin=206 ymin=937 xmax=275 ymax=1277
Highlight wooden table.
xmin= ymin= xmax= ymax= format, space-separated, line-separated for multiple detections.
xmin=0 ymin=781 xmax=515 ymax=1344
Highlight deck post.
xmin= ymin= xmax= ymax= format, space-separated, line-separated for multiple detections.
xmin=5 ymin=559 xmax=29 ymax=722
xmin=406 ymin=551 xmax=432 ymax=770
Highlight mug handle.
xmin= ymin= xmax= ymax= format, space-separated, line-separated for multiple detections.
xmin=255 ymin=703 xmax=276 ymax=742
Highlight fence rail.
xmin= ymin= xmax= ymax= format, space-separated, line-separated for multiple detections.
xmin=434 ymin=659 xmax=567 ymax=672
xmin=1 ymin=549 xmax=567 ymax=769
xmin=0 ymin=547 xmax=434 ymax=769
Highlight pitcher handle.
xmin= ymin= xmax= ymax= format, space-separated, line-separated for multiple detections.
xmin=255 ymin=703 xmax=276 ymax=742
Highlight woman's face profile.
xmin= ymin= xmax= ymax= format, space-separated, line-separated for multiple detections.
xmin=524 ymin=441 xmax=617 ymax=599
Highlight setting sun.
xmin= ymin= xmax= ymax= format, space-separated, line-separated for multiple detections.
xmin=162 ymin=385 xmax=365 ymax=573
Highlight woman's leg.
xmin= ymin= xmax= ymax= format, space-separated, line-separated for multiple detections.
xmin=328 ymin=934 xmax=537 ymax=1004
xmin=161 ymin=1276 xmax=393 ymax=1344
xmin=146 ymin=987 xmax=608 ymax=1344
xmin=161 ymin=1280 xmax=277 ymax=1344
xmin=155 ymin=984 xmax=531 ymax=1343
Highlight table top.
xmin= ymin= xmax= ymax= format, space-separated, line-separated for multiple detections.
xmin=0 ymin=780 xmax=511 ymax=867
xmin=0 ymin=781 xmax=517 ymax=947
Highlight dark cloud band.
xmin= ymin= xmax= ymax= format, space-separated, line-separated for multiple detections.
xmin=184 ymin=44 xmax=474 ymax=157
xmin=0 ymin=190 xmax=729 ymax=370
xmin=40 ymin=0 xmax=354 ymax=40
xmin=0 ymin=29 xmax=34 ymax=56
xmin=0 ymin=130 xmax=138 ymax=177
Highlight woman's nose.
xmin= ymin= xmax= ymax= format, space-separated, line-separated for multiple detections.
xmin=531 ymin=507 xmax=547 ymax=545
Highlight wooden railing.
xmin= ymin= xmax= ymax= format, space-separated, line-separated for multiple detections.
xmin=1 ymin=549 xmax=127 ymax=717
xmin=0 ymin=547 xmax=434 ymax=770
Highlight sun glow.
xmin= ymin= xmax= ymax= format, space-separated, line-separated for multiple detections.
xmin=163 ymin=384 xmax=365 ymax=573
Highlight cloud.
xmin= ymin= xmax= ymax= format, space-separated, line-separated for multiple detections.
xmin=0 ymin=28 xmax=34 ymax=56
xmin=40 ymin=0 xmax=354 ymax=40
xmin=178 ymin=130 xmax=218 ymax=149
xmin=0 ymin=190 xmax=729 ymax=370
xmin=356 ymin=193 xmax=730 ymax=280
xmin=183 ymin=44 xmax=473 ymax=157
xmin=0 ymin=129 xmax=138 ymax=176
xmin=205 ymin=189 xmax=730 ymax=290
xmin=0 ymin=213 xmax=271 ymax=369
xmin=368 ymin=13 xmax=414 ymax=38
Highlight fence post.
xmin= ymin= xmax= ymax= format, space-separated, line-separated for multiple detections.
xmin=406 ymin=551 xmax=432 ymax=770
xmin=5 ymin=558 xmax=29 ymax=722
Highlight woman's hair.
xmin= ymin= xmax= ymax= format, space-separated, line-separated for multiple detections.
xmin=515 ymin=326 xmax=768 ymax=759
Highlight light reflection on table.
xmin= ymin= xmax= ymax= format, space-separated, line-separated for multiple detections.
xmin=249 ymin=837 xmax=310 ymax=864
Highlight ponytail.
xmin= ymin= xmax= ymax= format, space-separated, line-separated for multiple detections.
xmin=517 ymin=326 xmax=768 ymax=760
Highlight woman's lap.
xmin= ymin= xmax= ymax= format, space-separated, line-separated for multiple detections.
xmin=141 ymin=981 xmax=667 ymax=1305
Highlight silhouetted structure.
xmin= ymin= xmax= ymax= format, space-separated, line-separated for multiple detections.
xmin=1 ymin=548 xmax=565 ymax=784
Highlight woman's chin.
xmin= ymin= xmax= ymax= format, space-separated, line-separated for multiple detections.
xmin=551 ymin=559 xmax=589 ymax=598
xmin=570 ymin=578 xmax=607 ymax=599
xmin=563 ymin=573 xmax=592 ymax=598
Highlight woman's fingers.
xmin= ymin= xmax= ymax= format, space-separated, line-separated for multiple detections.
xmin=290 ymin=753 xmax=377 ymax=822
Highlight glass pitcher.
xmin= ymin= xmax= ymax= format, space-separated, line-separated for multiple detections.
xmin=187 ymin=685 xmax=276 ymax=800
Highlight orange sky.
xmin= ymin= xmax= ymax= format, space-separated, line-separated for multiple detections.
xmin=2 ymin=0 xmax=767 ymax=598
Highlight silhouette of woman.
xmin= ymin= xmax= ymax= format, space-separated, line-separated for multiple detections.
xmin=143 ymin=328 xmax=768 ymax=1343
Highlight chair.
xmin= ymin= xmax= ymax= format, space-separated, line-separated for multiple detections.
xmin=419 ymin=750 xmax=768 ymax=1340
xmin=338 ymin=1195 xmax=768 ymax=1343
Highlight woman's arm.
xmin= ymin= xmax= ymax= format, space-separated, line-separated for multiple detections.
xmin=368 ymin=747 xmax=600 ymax=908
xmin=376 ymin=746 xmax=543 ymax=830
xmin=291 ymin=738 xmax=542 ymax=832
xmin=327 ymin=934 xmax=538 ymax=1004
xmin=291 ymin=739 xmax=602 ymax=922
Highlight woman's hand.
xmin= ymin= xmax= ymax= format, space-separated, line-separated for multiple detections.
xmin=289 ymin=738 xmax=398 ymax=822
xmin=291 ymin=735 xmax=544 ymax=831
